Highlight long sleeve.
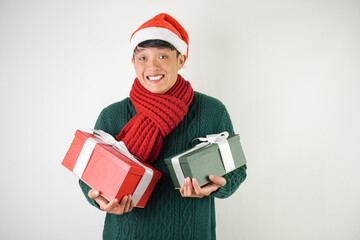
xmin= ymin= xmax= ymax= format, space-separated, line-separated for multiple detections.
xmin=211 ymin=107 xmax=247 ymax=199
xmin=78 ymin=109 xmax=109 ymax=209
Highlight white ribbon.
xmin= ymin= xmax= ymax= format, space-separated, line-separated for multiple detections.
xmin=73 ymin=137 xmax=107 ymax=178
xmin=171 ymin=131 xmax=235 ymax=186
xmin=72 ymin=129 xmax=154 ymax=206
xmin=171 ymin=141 xmax=209 ymax=187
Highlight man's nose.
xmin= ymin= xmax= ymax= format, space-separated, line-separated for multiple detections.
xmin=146 ymin=58 xmax=160 ymax=70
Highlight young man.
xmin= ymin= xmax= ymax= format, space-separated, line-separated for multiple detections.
xmin=79 ymin=13 xmax=247 ymax=239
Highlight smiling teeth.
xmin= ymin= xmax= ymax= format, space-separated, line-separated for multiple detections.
xmin=148 ymin=75 xmax=164 ymax=80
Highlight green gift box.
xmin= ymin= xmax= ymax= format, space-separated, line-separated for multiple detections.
xmin=164 ymin=133 xmax=247 ymax=188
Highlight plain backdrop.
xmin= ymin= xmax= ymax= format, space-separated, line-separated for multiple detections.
xmin=1 ymin=0 xmax=359 ymax=239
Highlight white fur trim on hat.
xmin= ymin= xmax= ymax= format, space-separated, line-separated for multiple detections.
xmin=130 ymin=27 xmax=188 ymax=57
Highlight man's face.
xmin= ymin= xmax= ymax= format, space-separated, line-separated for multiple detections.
xmin=131 ymin=47 xmax=185 ymax=94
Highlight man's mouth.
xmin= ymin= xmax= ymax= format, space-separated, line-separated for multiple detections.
xmin=147 ymin=75 xmax=165 ymax=81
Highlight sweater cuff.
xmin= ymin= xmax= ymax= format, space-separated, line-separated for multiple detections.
xmin=210 ymin=185 xmax=229 ymax=198
xmin=79 ymin=179 xmax=101 ymax=209
xmin=210 ymin=164 xmax=247 ymax=199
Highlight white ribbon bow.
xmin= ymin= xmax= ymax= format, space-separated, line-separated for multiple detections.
xmin=171 ymin=131 xmax=235 ymax=187
xmin=196 ymin=132 xmax=229 ymax=145
xmin=73 ymin=129 xmax=154 ymax=206
xmin=91 ymin=129 xmax=136 ymax=160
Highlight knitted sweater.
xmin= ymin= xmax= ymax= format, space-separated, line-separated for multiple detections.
xmin=79 ymin=91 xmax=247 ymax=240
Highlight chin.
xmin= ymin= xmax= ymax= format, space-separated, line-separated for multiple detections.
xmin=146 ymin=87 xmax=164 ymax=94
xmin=153 ymin=90 xmax=166 ymax=94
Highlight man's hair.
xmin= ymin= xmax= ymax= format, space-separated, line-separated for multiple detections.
xmin=133 ymin=39 xmax=181 ymax=59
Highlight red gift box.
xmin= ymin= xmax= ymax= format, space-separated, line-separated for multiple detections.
xmin=62 ymin=130 xmax=162 ymax=208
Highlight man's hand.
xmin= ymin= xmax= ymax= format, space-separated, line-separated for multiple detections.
xmin=88 ymin=189 xmax=135 ymax=215
xmin=179 ymin=175 xmax=226 ymax=198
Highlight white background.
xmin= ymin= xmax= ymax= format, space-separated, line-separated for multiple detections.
xmin=1 ymin=0 xmax=359 ymax=239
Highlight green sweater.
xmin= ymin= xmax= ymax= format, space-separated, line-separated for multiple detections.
xmin=79 ymin=91 xmax=247 ymax=240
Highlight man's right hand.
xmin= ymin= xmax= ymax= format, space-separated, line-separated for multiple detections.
xmin=88 ymin=189 xmax=135 ymax=215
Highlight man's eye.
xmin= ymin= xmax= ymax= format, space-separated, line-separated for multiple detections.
xmin=159 ymin=55 xmax=167 ymax=59
xmin=139 ymin=57 xmax=146 ymax=60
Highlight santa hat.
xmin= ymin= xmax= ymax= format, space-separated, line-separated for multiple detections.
xmin=130 ymin=13 xmax=189 ymax=59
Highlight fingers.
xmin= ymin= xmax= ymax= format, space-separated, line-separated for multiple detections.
xmin=88 ymin=189 xmax=100 ymax=199
xmin=179 ymin=178 xmax=186 ymax=197
xmin=103 ymin=198 xmax=119 ymax=212
xmin=118 ymin=195 xmax=128 ymax=213
xmin=209 ymin=175 xmax=226 ymax=186
xmin=89 ymin=189 xmax=111 ymax=210
xmin=184 ymin=177 xmax=193 ymax=196
xmin=192 ymin=178 xmax=205 ymax=197
xmin=89 ymin=189 xmax=135 ymax=215
xmin=179 ymin=184 xmax=184 ymax=196
xmin=126 ymin=197 xmax=135 ymax=212
xmin=179 ymin=177 xmax=205 ymax=198
xmin=123 ymin=196 xmax=134 ymax=213
xmin=179 ymin=176 xmax=225 ymax=198
xmin=114 ymin=195 xmax=134 ymax=215
xmin=122 ymin=195 xmax=134 ymax=213
xmin=179 ymin=177 xmax=191 ymax=197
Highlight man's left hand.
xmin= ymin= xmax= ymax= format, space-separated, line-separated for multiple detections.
xmin=179 ymin=175 xmax=226 ymax=198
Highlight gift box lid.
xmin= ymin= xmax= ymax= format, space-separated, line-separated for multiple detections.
xmin=164 ymin=134 xmax=240 ymax=164
xmin=75 ymin=130 xmax=145 ymax=176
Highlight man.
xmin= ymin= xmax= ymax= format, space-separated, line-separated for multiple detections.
xmin=79 ymin=13 xmax=247 ymax=239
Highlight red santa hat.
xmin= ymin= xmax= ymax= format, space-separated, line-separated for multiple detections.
xmin=130 ymin=13 xmax=189 ymax=59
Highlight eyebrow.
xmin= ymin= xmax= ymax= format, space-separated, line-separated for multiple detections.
xmin=135 ymin=48 xmax=146 ymax=53
xmin=134 ymin=47 xmax=170 ymax=54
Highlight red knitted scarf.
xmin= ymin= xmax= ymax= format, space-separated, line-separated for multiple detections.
xmin=116 ymin=74 xmax=194 ymax=163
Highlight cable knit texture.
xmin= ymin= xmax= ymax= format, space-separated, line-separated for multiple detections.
xmin=79 ymin=91 xmax=247 ymax=240
xmin=116 ymin=74 xmax=193 ymax=163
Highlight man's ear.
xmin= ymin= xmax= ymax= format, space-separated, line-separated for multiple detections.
xmin=131 ymin=58 xmax=135 ymax=65
xmin=178 ymin=55 xmax=186 ymax=70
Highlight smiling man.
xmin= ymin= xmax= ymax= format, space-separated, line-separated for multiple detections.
xmin=79 ymin=13 xmax=247 ymax=240
xmin=132 ymin=42 xmax=185 ymax=94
